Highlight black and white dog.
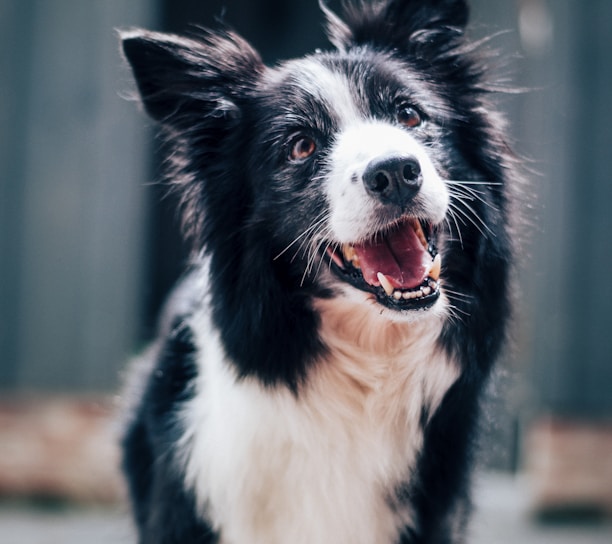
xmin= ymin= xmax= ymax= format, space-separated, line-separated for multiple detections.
xmin=120 ymin=0 xmax=516 ymax=542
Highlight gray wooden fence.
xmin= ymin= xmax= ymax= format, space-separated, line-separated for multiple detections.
xmin=509 ymin=0 xmax=612 ymax=418
xmin=0 ymin=0 xmax=156 ymax=391
xmin=1 ymin=0 xmax=611 ymax=421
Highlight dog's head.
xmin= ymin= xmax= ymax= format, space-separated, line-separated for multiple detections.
xmin=122 ymin=0 xmax=513 ymax=386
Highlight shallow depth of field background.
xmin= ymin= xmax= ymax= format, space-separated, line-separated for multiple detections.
xmin=1 ymin=1 xmax=612 ymax=542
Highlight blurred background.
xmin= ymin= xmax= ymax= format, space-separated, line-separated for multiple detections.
xmin=1 ymin=0 xmax=612 ymax=542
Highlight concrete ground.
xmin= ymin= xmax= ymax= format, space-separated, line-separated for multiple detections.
xmin=470 ymin=474 xmax=612 ymax=544
xmin=1 ymin=474 xmax=611 ymax=544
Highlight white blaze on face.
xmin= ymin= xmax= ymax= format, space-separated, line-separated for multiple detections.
xmin=288 ymin=58 xmax=449 ymax=244
xmin=326 ymin=122 xmax=449 ymax=243
xmin=285 ymin=58 xmax=364 ymax=129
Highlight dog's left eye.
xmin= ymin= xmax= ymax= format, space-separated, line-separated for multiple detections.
xmin=289 ymin=136 xmax=317 ymax=161
xmin=397 ymin=104 xmax=423 ymax=129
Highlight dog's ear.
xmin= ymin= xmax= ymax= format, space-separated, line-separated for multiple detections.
xmin=322 ymin=0 xmax=469 ymax=52
xmin=120 ymin=29 xmax=263 ymax=125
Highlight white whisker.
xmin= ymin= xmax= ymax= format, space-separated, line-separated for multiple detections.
xmin=300 ymin=221 xmax=334 ymax=287
xmin=443 ymin=288 xmax=473 ymax=301
xmin=448 ymin=200 xmax=492 ymax=238
xmin=446 ymin=205 xmax=466 ymax=248
xmin=446 ymin=179 xmax=502 ymax=186
xmin=446 ymin=302 xmax=471 ymax=322
xmin=313 ymin=238 xmax=336 ymax=281
xmin=448 ymin=183 xmax=499 ymax=212
xmin=273 ymin=212 xmax=329 ymax=261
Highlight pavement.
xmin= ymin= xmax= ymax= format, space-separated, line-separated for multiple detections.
xmin=1 ymin=473 xmax=611 ymax=544
xmin=470 ymin=474 xmax=612 ymax=544
xmin=0 ymin=503 xmax=133 ymax=544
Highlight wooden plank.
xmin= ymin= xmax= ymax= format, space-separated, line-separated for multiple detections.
xmin=0 ymin=1 xmax=36 ymax=388
xmin=0 ymin=396 xmax=122 ymax=503
xmin=529 ymin=0 xmax=612 ymax=416
xmin=527 ymin=418 xmax=612 ymax=516
xmin=2 ymin=0 xmax=156 ymax=391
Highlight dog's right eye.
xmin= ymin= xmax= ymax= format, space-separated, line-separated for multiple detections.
xmin=396 ymin=104 xmax=423 ymax=129
xmin=289 ymin=136 xmax=316 ymax=162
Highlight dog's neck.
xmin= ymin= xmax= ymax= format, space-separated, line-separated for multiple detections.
xmin=313 ymin=295 xmax=446 ymax=359
xmin=311 ymin=296 xmax=456 ymax=424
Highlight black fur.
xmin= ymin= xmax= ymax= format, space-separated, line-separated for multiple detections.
xmin=122 ymin=320 xmax=219 ymax=542
xmin=120 ymin=1 xmax=517 ymax=542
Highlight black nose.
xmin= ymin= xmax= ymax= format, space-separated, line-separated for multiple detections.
xmin=363 ymin=155 xmax=423 ymax=207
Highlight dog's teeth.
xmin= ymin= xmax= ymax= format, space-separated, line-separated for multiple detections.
xmin=393 ymin=291 xmax=403 ymax=300
xmin=342 ymin=244 xmax=353 ymax=259
xmin=377 ymin=273 xmax=395 ymax=296
xmin=429 ymin=254 xmax=441 ymax=281
xmin=342 ymin=244 xmax=360 ymax=268
xmin=412 ymin=220 xmax=428 ymax=249
xmin=422 ymin=286 xmax=432 ymax=296
xmin=403 ymin=289 xmax=424 ymax=300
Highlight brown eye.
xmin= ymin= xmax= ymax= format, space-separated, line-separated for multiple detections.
xmin=289 ymin=136 xmax=316 ymax=161
xmin=397 ymin=104 xmax=423 ymax=128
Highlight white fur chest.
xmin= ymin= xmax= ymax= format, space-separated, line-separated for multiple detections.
xmin=180 ymin=299 xmax=459 ymax=544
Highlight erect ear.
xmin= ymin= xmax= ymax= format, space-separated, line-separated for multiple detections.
xmin=120 ymin=28 xmax=263 ymax=125
xmin=322 ymin=0 xmax=469 ymax=52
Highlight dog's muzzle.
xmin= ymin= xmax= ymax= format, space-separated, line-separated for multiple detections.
xmin=363 ymin=154 xmax=423 ymax=208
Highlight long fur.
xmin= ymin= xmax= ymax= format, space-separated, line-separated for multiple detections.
xmin=120 ymin=1 xmax=517 ymax=542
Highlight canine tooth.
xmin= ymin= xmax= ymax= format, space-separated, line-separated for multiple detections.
xmin=429 ymin=254 xmax=442 ymax=281
xmin=377 ymin=273 xmax=395 ymax=297
xmin=413 ymin=220 xmax=428 ymax=249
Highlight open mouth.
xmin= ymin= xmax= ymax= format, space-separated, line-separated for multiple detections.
xmin=326 ymin=218 xmax=441 ymax=311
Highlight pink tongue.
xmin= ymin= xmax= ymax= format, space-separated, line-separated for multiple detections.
xmin=353 ymin=223 xmax=431 ymax=290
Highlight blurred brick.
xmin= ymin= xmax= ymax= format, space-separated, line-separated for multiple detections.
xmin=0 ymin=396 xmax=124 ymax=503
xmin=527 ymin=418 xmax=612 ymax=516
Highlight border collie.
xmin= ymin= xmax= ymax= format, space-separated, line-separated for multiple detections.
xmin=120 ymin=1 xmax=516 ymax=542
